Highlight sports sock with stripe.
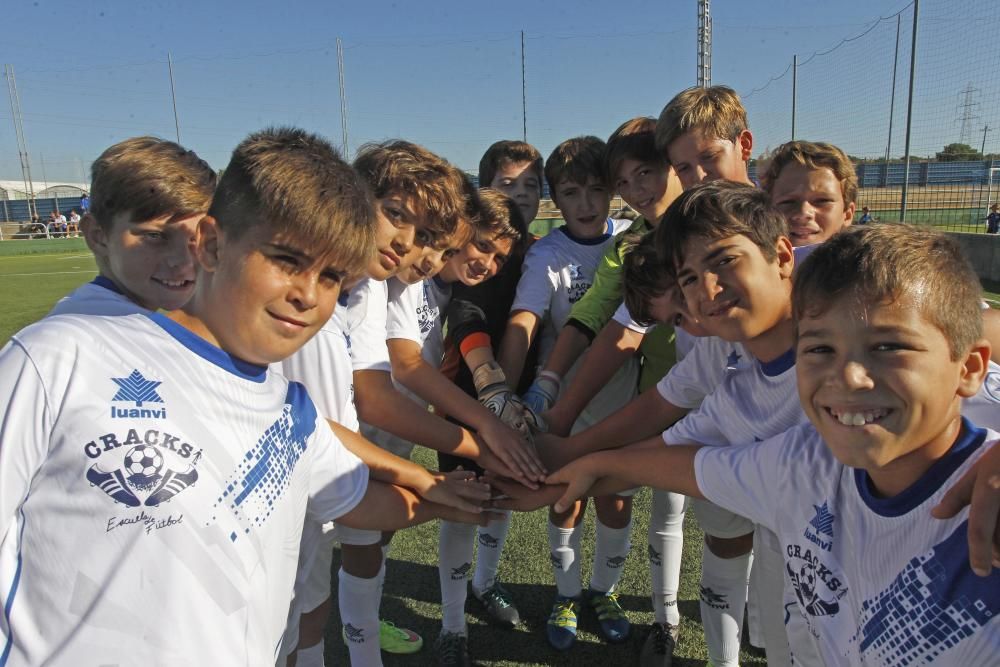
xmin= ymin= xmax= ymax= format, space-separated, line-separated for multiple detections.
xmin=438 ymin=520 xmax=476 ymax=634
xmin=547 ymin=520 xmax=583 ymax=599
xmin=338 ymin=568 xmax=382 ymax=666
xmin=590 ymin=517 xmax=632 ymax=593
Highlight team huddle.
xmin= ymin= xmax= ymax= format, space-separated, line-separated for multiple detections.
xmin=0 ymin=85 xmax=998 ymax=667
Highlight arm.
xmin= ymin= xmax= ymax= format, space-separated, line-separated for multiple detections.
xmin=497 ymin=310 xmax=540 ymax=390
xmin=352 ymin=368 xmax=518 ymax=478
xmin=544 ymin=320 xmax=644 ymax=436
xmin=327 ymin=419 xmax=489 ymax=513
xmin=335 ymin=479 xmax=493 ymax=530
xmin=388 ymin=338 xmax=545 ymax=482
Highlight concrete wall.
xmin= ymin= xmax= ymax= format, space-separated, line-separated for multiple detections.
xmin=946 ymin=232 xmax=1000 ymax=282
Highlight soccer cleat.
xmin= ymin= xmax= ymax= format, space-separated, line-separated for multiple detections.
xmin=472 ymin=581 xmax=521 ymax=628
xmin=546 ymin=596 xmax=580 ymax=651
xmin=379 ymin=620 xmax=423 ymax=654
xmin=640 ymin=622 xmax=679 ymax=666
xmin=433 ymin=630 xmax=471 ymax=667
xmin=586 ymin=589 xmax=631 ymax=643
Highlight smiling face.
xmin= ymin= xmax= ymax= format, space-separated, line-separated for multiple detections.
xmin=769 ymin=163 xmax=855 ymax=247
xmin=553 ymin=175 xmax=612 ymax=239
xmin=87 ymin=211 xmax=203 ymax=311
xmin=183 ymin=218 xmax=346 ymax=365
xmin=438 ymin=233 xmax=514 ymax=286
xmin=614 ymin=157 xmax=678 ymax=223
xmin=676 ymin=233 xmax=794 ymax=356
xmin=796 ymin=290 xmax=988 ymax=496
xmin=489 ymin=160 xmax=541 ymax=224
xmin=366 ymin=193 xmax=423 ymax=281
xmin=667 ymin=128 xmax=753 ymax=190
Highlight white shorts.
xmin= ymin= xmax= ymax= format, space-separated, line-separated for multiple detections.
xmin=691 ymin=498 xmax=754 ymax=538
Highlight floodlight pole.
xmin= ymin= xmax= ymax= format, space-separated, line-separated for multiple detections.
xmin=5 ymin=63 xmax=38 ymax=221
xmin=791 ymin=55 xmax=797 ymax=141
xmin=900 ymin=0 xmax=919 ymax=223
xmin=521 ymin=30 xmax=527 ymax=142
xmin=337 ymin=37 xmax=350 ymax=159
xmin=167 ymin=52 xmax=181 ymax=143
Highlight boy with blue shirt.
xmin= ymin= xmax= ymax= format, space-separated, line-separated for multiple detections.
xmin=0 ymin=128 xmax=487 ymax=666
xmin=547 ymin=223 xmax=1000 ymax=666
xmin=50 ymin=136 xmax=217 ymax=317
xmin=499 ymin=135 xmax=637 ymax=652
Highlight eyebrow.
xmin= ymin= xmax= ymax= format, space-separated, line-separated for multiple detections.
xmin=268 ymin=242 xmax=310 ymax=260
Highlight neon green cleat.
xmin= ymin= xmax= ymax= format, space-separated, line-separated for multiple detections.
xmin=379 ymin=620 xmax=423 ymax=654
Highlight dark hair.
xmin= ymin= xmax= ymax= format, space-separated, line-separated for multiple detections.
xmin=655 ymin=181 xmax=788 ymax=274
xmin=478 ymin=140 xmax=544 ymax=193
xmin=793 ymin=224 xmax=983 ymax=360
xmin=622 ymin=231 xmax=673 ymax=327
xmin=605 ymin=117 xmax=666 ymax=186
xmin=544 ymin=136 xmax=608 ymax=202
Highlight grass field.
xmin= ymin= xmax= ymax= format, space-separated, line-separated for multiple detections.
xmin=1 ymin=240 xmax=999 ymax=666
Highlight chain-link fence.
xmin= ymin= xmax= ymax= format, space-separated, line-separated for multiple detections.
xmin=743 ymin=0 xmax=1000 ymax=233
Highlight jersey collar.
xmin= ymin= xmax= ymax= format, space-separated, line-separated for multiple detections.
xmin=146 ymin=312 xmax=268 ymax=383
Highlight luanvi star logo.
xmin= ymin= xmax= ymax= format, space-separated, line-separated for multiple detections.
xmin=112 ymin=370 xmax=164 ymax=407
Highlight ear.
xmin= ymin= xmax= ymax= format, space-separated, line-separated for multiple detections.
xmin=195 ymin=215 xmax=222 ymax=273
xmin=775 ymin=236 xmax=795 ymax=279
xmin=956 ymin=339 xmax=991 ymax=398
xmin=80 ymin=213 xmax=109 ymax=260
xmin=737 ymin=129 xmax=754 ymax=162
xmin=843 ymin=201 xmax=857 ymax=226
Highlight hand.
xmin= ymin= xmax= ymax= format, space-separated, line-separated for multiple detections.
xmin=522 ymin=371 xmax=561 ymax=415
xmin=932 ymin=442 xmax=1000 ymax=576
xmin=545 ymin=456 xmax=602 ymax=513
xmin=480 ymin=419 xmax=546 ymax=488
xmin=533 ymin=432 xmax=580 ymax=471
xmin=473 ymin=361 xmax=534 ymax=442
xmin=485 ymin=472 xmax=566 ymax=512
xmin=415 ymin=468 xmax=492 ymax=515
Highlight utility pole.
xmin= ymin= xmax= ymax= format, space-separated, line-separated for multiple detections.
xmin=885 ymin=13 xmax=901 ymax=166
xmin=956 ymin=83 xmax=980 ymax=148
xmin=167 ymin=52 xmax=181 ymax=143
xmin=791 ymin=55 xmax=797 ymax=141
xmin=521 ymin=30 xmax=527 ymax=142
xmin=4 ymin=63 xmax=38 ymax=221
xmin=697 ymin=0 xmax=712 ymax=87
xmin=337 ymin=37 xmax=350 ymax=159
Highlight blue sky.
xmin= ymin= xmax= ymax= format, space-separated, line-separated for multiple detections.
xmin=2 ymin=0 xmax=996 ymax=182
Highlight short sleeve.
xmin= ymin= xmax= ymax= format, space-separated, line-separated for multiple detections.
xmin=656 ymin=337 xmax=734 ymax=409
xmin=385 ymin=279 xmax=424 ymax=343
xmin=611 ymin=301 xmax=656 ymax=335
xmin=510 ymin=245 xmax=556 ymax=317
xmin=662 ymin=385 xmax=734 ymax=447
xmin=305 ymin=416 xmax=369 ymax=522
xmin=0 ymin=339 xmax=53 ymax=543
xmin=347 ymin=280 xmax=391 ymax=373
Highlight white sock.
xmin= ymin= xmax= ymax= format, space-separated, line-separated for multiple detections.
xmin=338 ymin=568 xmax=382 ymax=667
xmin=438 ymin=520 xmax=476 ymax=633
xmin=649 ymin=489 xmax=686 ymax=626
xmin=753 ymin=528 xmax=793 ymax=666
xmin=472 ymin=511 xmax=512 ymax=595
xmin=700 ymin=544 xmax=751 ymax=667
xmin=295 ymin=641 xmax=325 ymax=667
xmin=590 ymin=517 xmax=632 ymax=594
xmin=547 ymin=520 xmax=583 ymax=599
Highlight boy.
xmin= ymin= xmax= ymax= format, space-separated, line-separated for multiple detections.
xmin=499 ymin=136 xmax=637 ymax=653
xmin=547 ymin=224 xmax=1000 ymax=665
xmin=987 ymin=203 xmax=999 ymax=234
xmin=279 ymin=141 xmax=486 ymax=666
xmin=0 ymin=128 xmax=486 ymax=665
xmin=760 ymin=140 xmax=856 ymax=248
xmin=378 ymin=188 xmax=532 ymax=666
xmin=50 ymin=136 xmax=217 ymax=317
xmin=858 ymin=205 xmax=874 ymax=225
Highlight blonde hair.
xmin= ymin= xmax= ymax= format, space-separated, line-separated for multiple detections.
xmin=353 ymin=140 xmax=467 ymax=241
xmin=655 ymin=85 xmax=748 ymax=157
xmin=759 ymin=141 xmax=858 ymax=206
xmin=89 ymin=136 xmax=216 ymax=229
xmin=208 ymin=127 xmax=375 ymax=277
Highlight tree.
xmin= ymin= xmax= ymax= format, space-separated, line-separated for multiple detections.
xmin=936 ymin=143 xmax=983 ymax=162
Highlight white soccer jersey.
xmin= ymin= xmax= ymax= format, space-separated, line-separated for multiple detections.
xmin=656 ymin=336 xmax=752 ymax=410
xmin=962 ymin=359 xmax=1000 ymax=431
xmin=385 ymin=276 xmax=452 ymax=368
xmin=695 ymin=420 xmax=1000 ymax=666
xmin=0 ymin=312 xmax=368 ymax=666
xmin=47 ymin=275 xmax=145 ymax=318
xmin=343 ymin=278 xmax=392 ymax=374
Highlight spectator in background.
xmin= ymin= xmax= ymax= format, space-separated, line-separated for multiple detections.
xmin=80 ymin=192 xmax=90 ymax=213
xmin=986 ymin=203 xmax=999 ymax=234
xmin=68 ymin=210 xmax=81 ymax=237
xmin=858 ymin=205 xmax=874 ymax=224
xmin=54 ymin=211 xmax=67 ymax=237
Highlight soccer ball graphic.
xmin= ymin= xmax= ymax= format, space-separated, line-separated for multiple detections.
xmin=124 ymin=445 xmax=164 ymax=490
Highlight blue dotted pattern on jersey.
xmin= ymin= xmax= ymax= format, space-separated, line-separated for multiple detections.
xmin=854 ymin=520 xmax=1000 ymax=664
xmin=215 ymin=382 xmax=317 ymax=537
